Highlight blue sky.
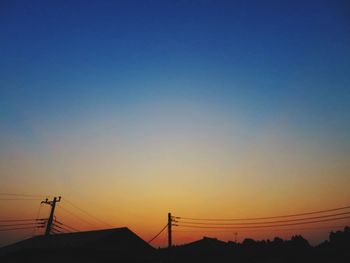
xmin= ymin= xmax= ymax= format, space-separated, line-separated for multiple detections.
xmin=1 ymin=1 xmax=349 ymax=132
xmin=0 ymin=0 xmax=349 ymax=171
xmin=0 ymin=0 xmax=349 ymax=169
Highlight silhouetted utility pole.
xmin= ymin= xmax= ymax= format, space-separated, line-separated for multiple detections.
xmin=41 ymin=196 xmax=61 ymax=235
xmin=168 ymin=212 xmax=172 ymax=248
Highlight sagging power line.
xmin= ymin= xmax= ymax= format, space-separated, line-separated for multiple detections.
xmin=0 ymin=193 xmax=52 ymax=198
xmin=0 ymin=226 xmax=44 ymax=232
xmin=0 ymin=198 xmax=43 ymax=201
xmin=0 ymin=219 xmax=46 ymax=232
xmin=0 ymin=222 xmax=44 ymax=227
xmin=171 ymin=207 xmax=350 ymax=229
xmin=174 ymin=205 xmax=350 ymax=221
xmin=0 ymin=218 xmax=46 ymax=222
xmin=169 ymin=206 xmax=350 ymax=245
xmin=173 ymin=225 xmax=347 ymax=233
xmin=148 ymin=223 xmax=168 ymax=243
xmin=147 ymin=212 xmax=174 ymax=249
xmin=177 ymin=211 xmax=350 ymax=226
xmin=57 ymin=205 xmax=104 ymax=228
xmin=61 ymin=198 xmax=113 ymax=227
xmin=53 ymin=219 xmax=80 ymax=232
xmin=175 ymin=215 xmax=350 ymax=229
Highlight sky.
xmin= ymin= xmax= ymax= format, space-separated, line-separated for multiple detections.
xmin=0 ymin=0 xmax=350 ymax=247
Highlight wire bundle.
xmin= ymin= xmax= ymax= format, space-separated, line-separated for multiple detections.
xmin=172 ymin=205 xmax=350 ymax=230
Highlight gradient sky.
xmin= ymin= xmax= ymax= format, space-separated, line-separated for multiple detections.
xmin=1 ymin=0 xmax=350 ymax=247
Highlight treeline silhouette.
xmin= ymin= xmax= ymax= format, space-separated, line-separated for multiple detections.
xmin=0 ymin=226 xmax=349 ymax=263
xmin=161 ymin=226 xmax=350 ymax=263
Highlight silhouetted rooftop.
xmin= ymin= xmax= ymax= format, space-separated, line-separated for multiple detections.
xmin=0 ymin=227 xmax=157 ymax=263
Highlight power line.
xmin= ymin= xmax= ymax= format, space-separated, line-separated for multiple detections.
xmin=50 ymin=226 xmax=63 ymax=234
xmin=62 ymin=198 xmax=113 ymax=227
xmin=32 ymin=203 xmax=44 ymax=237
xmin=53 ymin=224 xmax=72 ymax=233
xmin=0 ymin=222 xmax=44 ymax=227
xmin=173 ymin=225 xmax=348 ymax=233
xmin=57 ymin=205 xmax=101 ymax=227
xmin=175 ymin=205 xmax=350 ymax=221
xmin=53 ymin=220 xmax=79 ymax=232
xmin=148 ymin=223 xmax=168 ymax=243
xmin=0 ymin=193 xmax=51 ymax=198
xmin=177 ymin=211 xmax=350 ymax=226
xmin=50 ymin=229 xmax=61 ymax=234
xmin=60 ymin=224 xmax=79 ymax=232
xmin=54 ymin=218 xmax=80 ymax=231
xmin=57 ymin=226 xmax=74 ymax=233
xmin=176 ymin=215 xmax=350 ymax=229
xmin=0 ymin=218 xmax=46 ymax=222
xmin=0 ymin=226 xmax=40 ymax=232
xmin=0 ymin=198 xmax=43 ymax=201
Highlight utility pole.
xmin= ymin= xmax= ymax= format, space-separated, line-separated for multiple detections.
xmin=168 ymin=212 xmax=172 ymax=248
xmin=41 ymin=196 xmax=61 ymax=235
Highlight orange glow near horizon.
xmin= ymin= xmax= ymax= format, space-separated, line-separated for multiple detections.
xmin=1 ymin=197 xmax=349 ymax=248
xmin=1 ymin=102 xmax=350 ymax=247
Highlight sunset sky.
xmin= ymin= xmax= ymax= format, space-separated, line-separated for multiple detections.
xmin=1 ymin=0 xmax=349 ymax=247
